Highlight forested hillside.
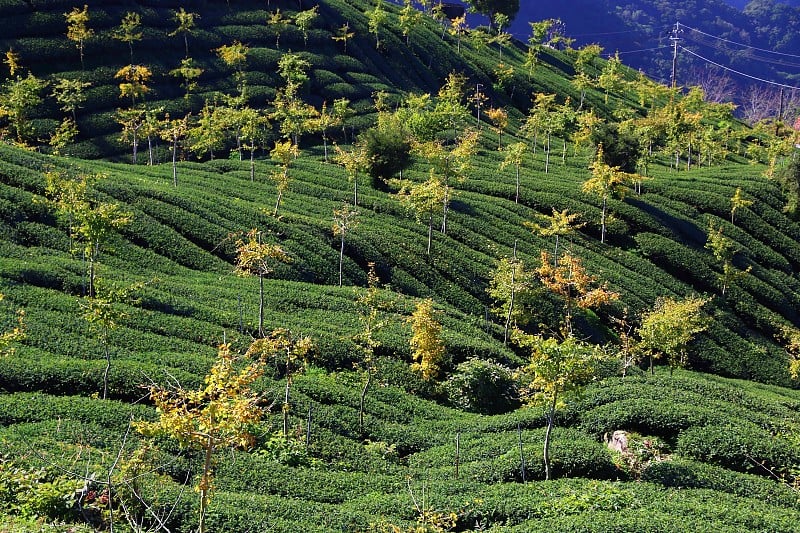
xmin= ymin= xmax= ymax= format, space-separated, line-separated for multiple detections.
xmin=2 ymin=1 xmax=800 ymax=531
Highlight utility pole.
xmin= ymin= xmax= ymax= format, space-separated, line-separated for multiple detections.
xmin=670 ymin=22 xmax=682 ymax=90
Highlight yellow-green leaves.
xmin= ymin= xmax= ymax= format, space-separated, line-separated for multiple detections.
xmin=637 ymin=295 xmax=710 ymax=372
xmin=409 ymin=298 xmax=445 ymax=381
xmin=0 ymin=293 xmax=25 ymax=357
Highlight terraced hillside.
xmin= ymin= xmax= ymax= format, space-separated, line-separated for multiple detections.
xmin=2 ymin=0 xmax=800 ymax=531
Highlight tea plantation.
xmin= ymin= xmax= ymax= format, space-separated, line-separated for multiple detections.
xmin=2 ymin=0 xmax=800 ymax=531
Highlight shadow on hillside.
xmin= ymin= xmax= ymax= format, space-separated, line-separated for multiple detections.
xmin=627 ymin=198 xmax=707 ymax=248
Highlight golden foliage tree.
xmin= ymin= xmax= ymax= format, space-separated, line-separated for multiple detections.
xmin=408 ymin=298 xmax=445 ymax=381
xmin=0 ymin=293 xmax=25 ymax=357
xmin=65 ymin=4 xmax=94 ymax=68
xmin=234 ymin=229 xmax=291 ymax=337
xmin=136 ymin=343 xmax=266 ymax=533
xmin=536 ymin=250 xmax=619 ymax=336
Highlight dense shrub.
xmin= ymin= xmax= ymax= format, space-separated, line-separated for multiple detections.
xmin=445 ymin=357 xmax=519 ymax=414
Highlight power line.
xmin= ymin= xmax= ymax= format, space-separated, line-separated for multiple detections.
xmin=677 ymin=22 xmax=800 ymax=59
xmin=680 ymin=46 xmax=800 ymax=89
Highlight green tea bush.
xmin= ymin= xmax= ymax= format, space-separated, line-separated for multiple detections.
xmin=676 ymin=423 xmax=799 ymax=475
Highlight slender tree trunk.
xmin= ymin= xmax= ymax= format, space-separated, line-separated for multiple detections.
xmin=359 ymin=370 xmax=371 ymax=435
xmin=353 ymin=176 xmax=358 ymax=207
xmin=258 ymin=272 xmax=264 ymax=337
xmin=323 ymin=134 xmax=329 ymax=163
xmin=543 ymin=394 xmax=557 ymax=481
xmin=600 ymin=196 xmax=607 ymax=244
xmin=250 ymin=149 xmax=255 ymax=182
xmin=283 ymin=376 xmax=291 ymax=438
xmin=171 ymin=139 xmax=178 ymax=187
xmin=441 ymin=185 xmax=449 ymax=234
xmin=199 ymin=438 xmax=213 ymax=533
xmin=515 ymin=165 xmax=520 ymax=203
xmin=102 ymin=327 xmax=110 ymax=400
xmin=274 ymin=190 xmax=283 ymax=217
xmin=338 ymin=233 xmax=345 ymax=287
xmin=427 ymin=212 xmax=433 ymax=255
xmin=545 ymin=133 xmax=551 ymax=173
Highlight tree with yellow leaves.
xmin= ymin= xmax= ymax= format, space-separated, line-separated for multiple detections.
xmin=409 ymin=298 xmax=445 ymax=381
xmin=270 ymin=139 xmax=300 ymax=217
xmin=246 ymin=328 xmax=313 ymax=439
xmin=65 ymin=5 xmax=94 ymax=68
xmin=485 ymin=106 xmax=508 ymax=149
xmin=136 ymin=342 xmax=266 ymax=533
xmin=515 ymin=333 xmax=605 ymax=480
xmin=234 ymin=229 xmax=291 ymax=337
xmin=583 ymin=146 xmax=629 ymax=244
xmin=536 ymin=250 xmax=619 ymax=336
xmin=637 ymin=295 xmax=710 ymax=374
xmin=524 ymin=208 xmax=584 ymax=266
xmin=0 ymin=293 xmax=25 ymax=357
xmin=332 ymin=203 xmax=359 ymax=287
xmin=730 ymin=186 xmax=753 ymax=225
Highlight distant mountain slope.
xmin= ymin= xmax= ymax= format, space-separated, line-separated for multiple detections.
xmin=510 ymin=0 xmax=800 ymax=104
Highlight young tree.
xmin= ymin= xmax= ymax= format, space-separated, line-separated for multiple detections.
xmin=334 ymin=141 xmax=369 ymax=206
xmin=536 ymin=250 xmax=619 ymax=336
xmin=0 ymin=72 xmax=47 ymax=145
xmin=367 ymin=0 xmax=388 ymax=49
xmin=170 ymin=57 xmax=203 ymax=99
xmin=582 ymin=146 xmax=629 ymax=244
xmin=415 ymin=128 xmax=478 ymax=235
xmin=267 ymin=9 xmax=290 ymax=48
xmin=65 ymin=4 xmax=94 ymax=68
xmin=51 ymin=77 xmax=91 ymax=122
xmin=44 ymin=171 xmax=131 ymax=300
xmin=394 ymin=176 xmax=446 ymax=255
xmin=0 ymin=293 xmax=25 ymax=358
xmin=239 ymin=107 xmax=269 ymax=181
xmin=188 ymin=99 xmax=226 ymax=160
xmin=730 ymin=186 xmax=753 ymax=224
xmin=115 ymin=106 xmax=146 ymax=164
xmin=80 ymin=280 xmax=141 ymax=400
xmin=449 ymin=14 xmax=468 ymax=53
xmin=270 ymin=140 xmax=300 ymax=217
xmin=136 ymin=342 xmax=266 ymax=533
xmin=500 ymin=141 xmax=527 ymax=203
xmin=353 ymin=264 xmax=385 ymax=435
xmin=488 ymin=249 xmax=533 ymax=345
xmin=49 ymin=117 xmax=79 ymax=155
xmin=113 ymin=11 xmax=143 ymax=62
xmin=598 ymin=52 xmax=624 ymax=104
xmin=485 ymin=107 xmax=508 ymax=149
xmin=170 ymin=7 xmax=199 ymax=57
xmin=705 ymin=223 xmax=751 ymax=296
xmin=637 ymin=295 xmax=710 ymax=374
xmin=114 ymin=64 xmax=151 ymax=106
xmin=159 ymin=112 xmax=190 ymax=187
xmin=332 ymin=23 xmax=355 ymax=53
xmin=215 ymin=41 xmax=249 ymax=94
xmin=234 ymin=228 xmax=291 ymax=336
xmin=515 ymin=333 xmax=603 ymax=480
xmin=332 ymin=203 xmax=359 ymax=287
xmin=246 ymin=328 xmax=313 ymax=438
xmin=409 ymin=298 xmax=445 ymax=381
xmin=399 ymin=0 xmax=422 ymax=46
xmin=525 ymin=208 xmax=584 ymax=265
xmin=294 ymin=6 xmax=319 ymax=47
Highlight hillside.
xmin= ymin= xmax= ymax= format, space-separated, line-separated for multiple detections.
xmin=2 ymin=0 xmax=800 ymax=531
xmin=509 ymin=0 xmax=800 ymax=107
